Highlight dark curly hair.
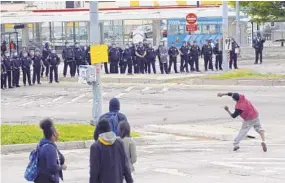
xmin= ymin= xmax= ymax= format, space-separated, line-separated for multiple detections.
xmin=40 ymin=118 xmax=55 ymax=139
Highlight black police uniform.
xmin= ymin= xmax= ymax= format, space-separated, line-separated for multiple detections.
xmin=1 ymin=59 xmax=7 ymax=89
xmin=253 ymin=37 xmax=265 ymax=64
xmin=131 ymin=45 xmax=138 ymax=74
xmin=32 ymin=55 xmax=43 ymax=84
xmin=145 ymin=47 xmax=156 ymax=74
xmin=201 ymin=44 xmax=213 ymax=71
xmin=62 ymin=46 xmax=75 ymax=77
xmin=3 ymin=55 xmax=13 ymax=88
xmin=143 ymin=43 xmax=149 ymax=73
xmin=74 ymin=47 xmax=84 ymax=76
xmin=229 ymin=40 xmax=239 ymax=69
xmin=190 ymin=44 xmax=201 ymax=72
xmin=136 ymin=45 xmax=146 ymax=74
xmin=168 ymin=46 xmax=179 ymax=73
xmin=109 ymin=47 xmax=121 ymax=74
xmin=11 ymin=55 xmax=21 ymax=87
xmin=179 ymin=45 xmax=189 ymax=72
xmin=48 ymin=53 xmax=60 ymax=83
xmin=21 ymin=56 xmax=32 ymax=86
xmin=121 ymin=48 xmax=132 ymax=74
xmin=41 ymin=47 xmax=51 ymax=77
xmin=213 ymin=43 xmax=223 ymax=70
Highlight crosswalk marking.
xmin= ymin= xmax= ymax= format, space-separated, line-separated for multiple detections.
xmin=19 ymin=101 xmax=34 ymax=107
xmin=125 ymin=86 xmax=134 ymax=92
xmin=142 ymin=87 xmax=152 ymax=92
xmin=69 ymin=94 xmax=86 ymax=103
xmin=52 ymin=96 xmax=64 ymax=102
xmin=88 ymin=92 xmax=107 ymax=103
xmin=115 ymin=93 xmax=125 ymax=99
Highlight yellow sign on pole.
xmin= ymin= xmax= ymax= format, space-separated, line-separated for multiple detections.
xmin=90 ymin=44 xmax=108 ymax=65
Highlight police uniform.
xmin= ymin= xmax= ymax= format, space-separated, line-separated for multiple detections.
xmin=168 ymin=45 xmax=179 ymax=73
xmin=253 ymin=36 xmax=265 ymax=64
xmin=201 ymin=43 xmax=213 ymax=71
xmin=190 ymin=44 xmax=201 ymax=72
xmin=229 ymin=39 xmax=239 ymax=69
xmin=62 ymin=45 xmax=75 ymax=77
xmin=11 ymin=54 xmax=21 ymax=87
xmin=41 ymin=45 xmax=51 ymax=77
xmin=135 ymin=44 xmax=146 ymax=74
xmin=145 ymin=46 xmax=156 ymax=74
xmin=179 ymin=44 xmax=189 ymax=72
xmin=1 ymin=58 xmax=7 ymax=89
xmin=48 ymin=52 xmax=60 ymax=83
xmin=3 ymin=53 xmax=13 ymax=88
xmin=32 ymin=54 xmax=43 ymax=84
xmin=74 ymin=46 xmax=84 ymax=76
xmin=131 ymin=44 xmax=138 ymax=74
xmin=121 ymin=47 xmax=132 ymax=74
xmin=214 ymin=42 xmax=223 ymax=70
xmin=21 ymin=54 xmax=32 ymax=86
xmin=109 ymin=47 xmax=121 ymax=74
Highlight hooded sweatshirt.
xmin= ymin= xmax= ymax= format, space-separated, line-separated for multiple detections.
xmin=94 ymin=98 xmax=128 ymax=140
xmin=36 ymin=138 xmax=64 ymax=183
xmin=89 ymin=132 xmax=133 ymax=183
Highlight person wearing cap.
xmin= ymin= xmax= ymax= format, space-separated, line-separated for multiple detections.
xmin=32 ymin=49 xmax=43 ymax=85
xmin=3 ymin=51 xmax=13 ymax=88
xmin=179 ymin=41 xmax=190 ymax=73
xmin=62 ymin=42 xmax=75 ymax=77
xmin=47 ymin=49 xmax=60 ymax=83
xmin=217 ymin=92 xmax=267 ymax=152
xmin=190 ymin=41 xmax=201 ymax=72
xmin=135 ymin=42 xmax=146 ymax=74
xmin=11 ymin=51 xmax=21 ymax=87
xmin=41 ymin=42 xmax=51 ymax=78
xmin=74 ymin=42 xmax=84 ymax=76
xmin=20 ymin=51 xmax=32 ymax=86
xmin=253 ymin=32 xmax=265 ymax=64
xmin=109 ymin=43 xmax=121 ymax=74
xmin=201 ymin=40 xmax=213 ymax=71
xmin=168 ymin=42 xmax=179 ymax=73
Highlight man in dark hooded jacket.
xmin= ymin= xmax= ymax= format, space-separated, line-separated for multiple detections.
xmin=94 ymin=98 xmax=128 ymax=141
xmin=90 ymin=119 xmax=133 ymax=183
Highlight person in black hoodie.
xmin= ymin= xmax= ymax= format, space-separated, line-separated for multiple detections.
xmin=94 ymin=98 xmax=128 ymax=141
xmin=35 ymin=118 xmax=66 ymax=183
xmin=89 ymin=119 xmax=133 ymax=183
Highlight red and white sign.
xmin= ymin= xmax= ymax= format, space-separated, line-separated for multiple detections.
xmin=186 ymin=13 xmax=197 ymax=24
xmin=186 ymin=24 xmax=198 ymax=32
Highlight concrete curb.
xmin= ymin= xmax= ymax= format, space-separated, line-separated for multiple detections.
xmin=188 ymin=79 xmax=285 ymax=86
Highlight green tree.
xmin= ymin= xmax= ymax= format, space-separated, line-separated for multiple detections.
xmin=230 ymin=1 xmax=285 ymax=23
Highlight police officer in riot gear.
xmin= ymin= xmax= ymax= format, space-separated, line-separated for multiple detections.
xmin=135 ymin=42 xmax=146 ymax=74
xmin=74 ymin=42 xmax=84 ymax=76
xmin=32 ymin=49 xmax=43 ymax=85
xmin=1 ymin=57 xmax=6 ymax=89
xmin=179 ymin=41 xmax=190 ymax=73
xmin=214 ymin=38 xmax=223 ymax=71
xmin=48 ymin=49 xmax=60 ymax=83
xmin=253 ymin=32 xmax=265 ymax=64
xmin=145 ymin=43 xmax=156 ymax=74
xmin=190 ymin=41 xmax=201 ymax=72
xmin=62 ymin=42 xmax=75 ymax=77
xmin=21 ymin=51 xmax=32 ymax=86
xmin=109 ymin=43 xmax=121 ymax=74
xmin=11 ymin=52 xmax=21 ymax=87
xmin=121 ymin=44 xmax=132 ymax=74
xmin=41 ymin=42 xmax=51 ymax=78
xmin=3 ymin=51 xmax=13 ymax=88
xmin=158 ymin=42 xmax=169 ymax=74
xmin=202 ymin=40 xmax=213 ymax=71
xmin=168 ymin=42 xmax=179 ymax=73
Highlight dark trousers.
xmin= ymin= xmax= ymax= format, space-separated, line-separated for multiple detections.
xmin=110 ymin=62 xmax=119 ymax=74
xmin=63 ymin=60 xmax=73 ymax=77
xmin=104 ymin=62 xmax=109 ymax=74
xmin=133 ymin=58 xmax=139 ymax=74
xmin=70 ymin=61 xmax=76 ymax=77
xmin=41 ymin=63 xmax=49 ymax=77
xmin=158 ymin=56 xmax=163 ymax=74
xmin=1 ymin=73 xmax=6 ymax=89
xmin=161 ymin=62 xmax=168 ymax=74
xmin=147 ymin=59 xmax=156 ymax=74
xmin=169 ymin=56 xmax=178 ymax=73
xmin=255 ymin=50 xmax=263 ymax=64
xmin=138 ymin=57 xmax=145 ymax=74
xmin=33 ymin=66 xmax=41 ymax=84
xmin=204 ymin=54 xmax=213 ymax=71
xmin=215 ymin=54 xmax=223 ymax=70
xmin=6 ymin=70 xmax=13 ymax=88
xmin=75 ymin=59 xmax=82 ymax=76
xmin=180 ymin=56 xmax=189 ymax=72
xmin=229 ymin=52 xmax=238 ymax=69
xmin=192 ymin=55 xmax=200 ymax=71
xmin=50 ymin=66 xmax=59 ymax=83
xmin=120 ymin=62 xmax=127 ymax=74
xmin=127 ymin=59 xmax=133 ymax=74
xmin=22 ymin=68 xmax=31 ymax=85
xmin=13 ymin=69 xmax=20 ymax=87
xmin=144 ymin=61 xmax=148 ymax=73
xmin=189 ymin=56 xmax=195 ymax=71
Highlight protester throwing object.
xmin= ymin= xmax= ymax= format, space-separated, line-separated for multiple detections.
xmin=217 ymin=92 xmax=267 ymax=152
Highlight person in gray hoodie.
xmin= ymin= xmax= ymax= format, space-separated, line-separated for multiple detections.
xmin=118 ymin=120 xmax=137 ymax=173
xmin=89 ymin=119 xmax=133 ymax=183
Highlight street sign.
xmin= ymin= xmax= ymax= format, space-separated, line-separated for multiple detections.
xmin=186 ymin=24 xmax=198 ymax=32
xmin=186 ymin=13 xmax=197 ymax=24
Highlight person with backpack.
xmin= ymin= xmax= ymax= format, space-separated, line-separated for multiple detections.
xmin=90 ymin=119 xmax=133 ymax=183
xmin=94 ymin=98 xmax=128 ymax=141
xmin=118 ymin=120 xmax=137 ymax=174
xmin=29 ymin=118 xmax=67 ymax=183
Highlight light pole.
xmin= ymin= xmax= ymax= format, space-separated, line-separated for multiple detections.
xmin=236 ymin=0 xmax=240 ymax=45
xmin=222 ymin=1 xmax=229 ymax=71
xmin=89 ymin=0 xmax=102 ymax=125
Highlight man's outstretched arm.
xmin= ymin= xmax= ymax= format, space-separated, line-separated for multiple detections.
xmin=217 ymin=92 xmax=233 ymax=97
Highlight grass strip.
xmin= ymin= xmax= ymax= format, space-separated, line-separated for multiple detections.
xmin=1 ymin=124 xmax=140 ymax=145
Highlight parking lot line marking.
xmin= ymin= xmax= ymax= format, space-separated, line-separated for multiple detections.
xmin=88 ymin=92 xmax=107 ymax=103
xmin=125 ymin=86 xmax=134 ymax=92
xmin=19 ymin=101 xmax=34 ymax=107
xmin=52 ymin=96 xmax=64 ymax=102
xmin=142 ymin=87 xmax=152 ymax=92
xmin=224 ymin=158 xmax=285 ymax=161
xmin=115 ymin=93 xmax=125 ymax=99
xmin=227 ymin=162 xmax=285 ymax=165
xmin=210 ymin=161 xmax=254 ymax=170
xmin=69 ymin=94 xmax=86 ymax=103
xmin=161 ymin=87 xmax=169 ymax=92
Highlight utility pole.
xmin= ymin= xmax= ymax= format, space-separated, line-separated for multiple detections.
xmin=89 ymin=1 xmax=102 ymax=125
xmin=222 ymin=1 xmax=229 ymax=71
xmin=236 ymin=0 xmax=240 ymax=45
